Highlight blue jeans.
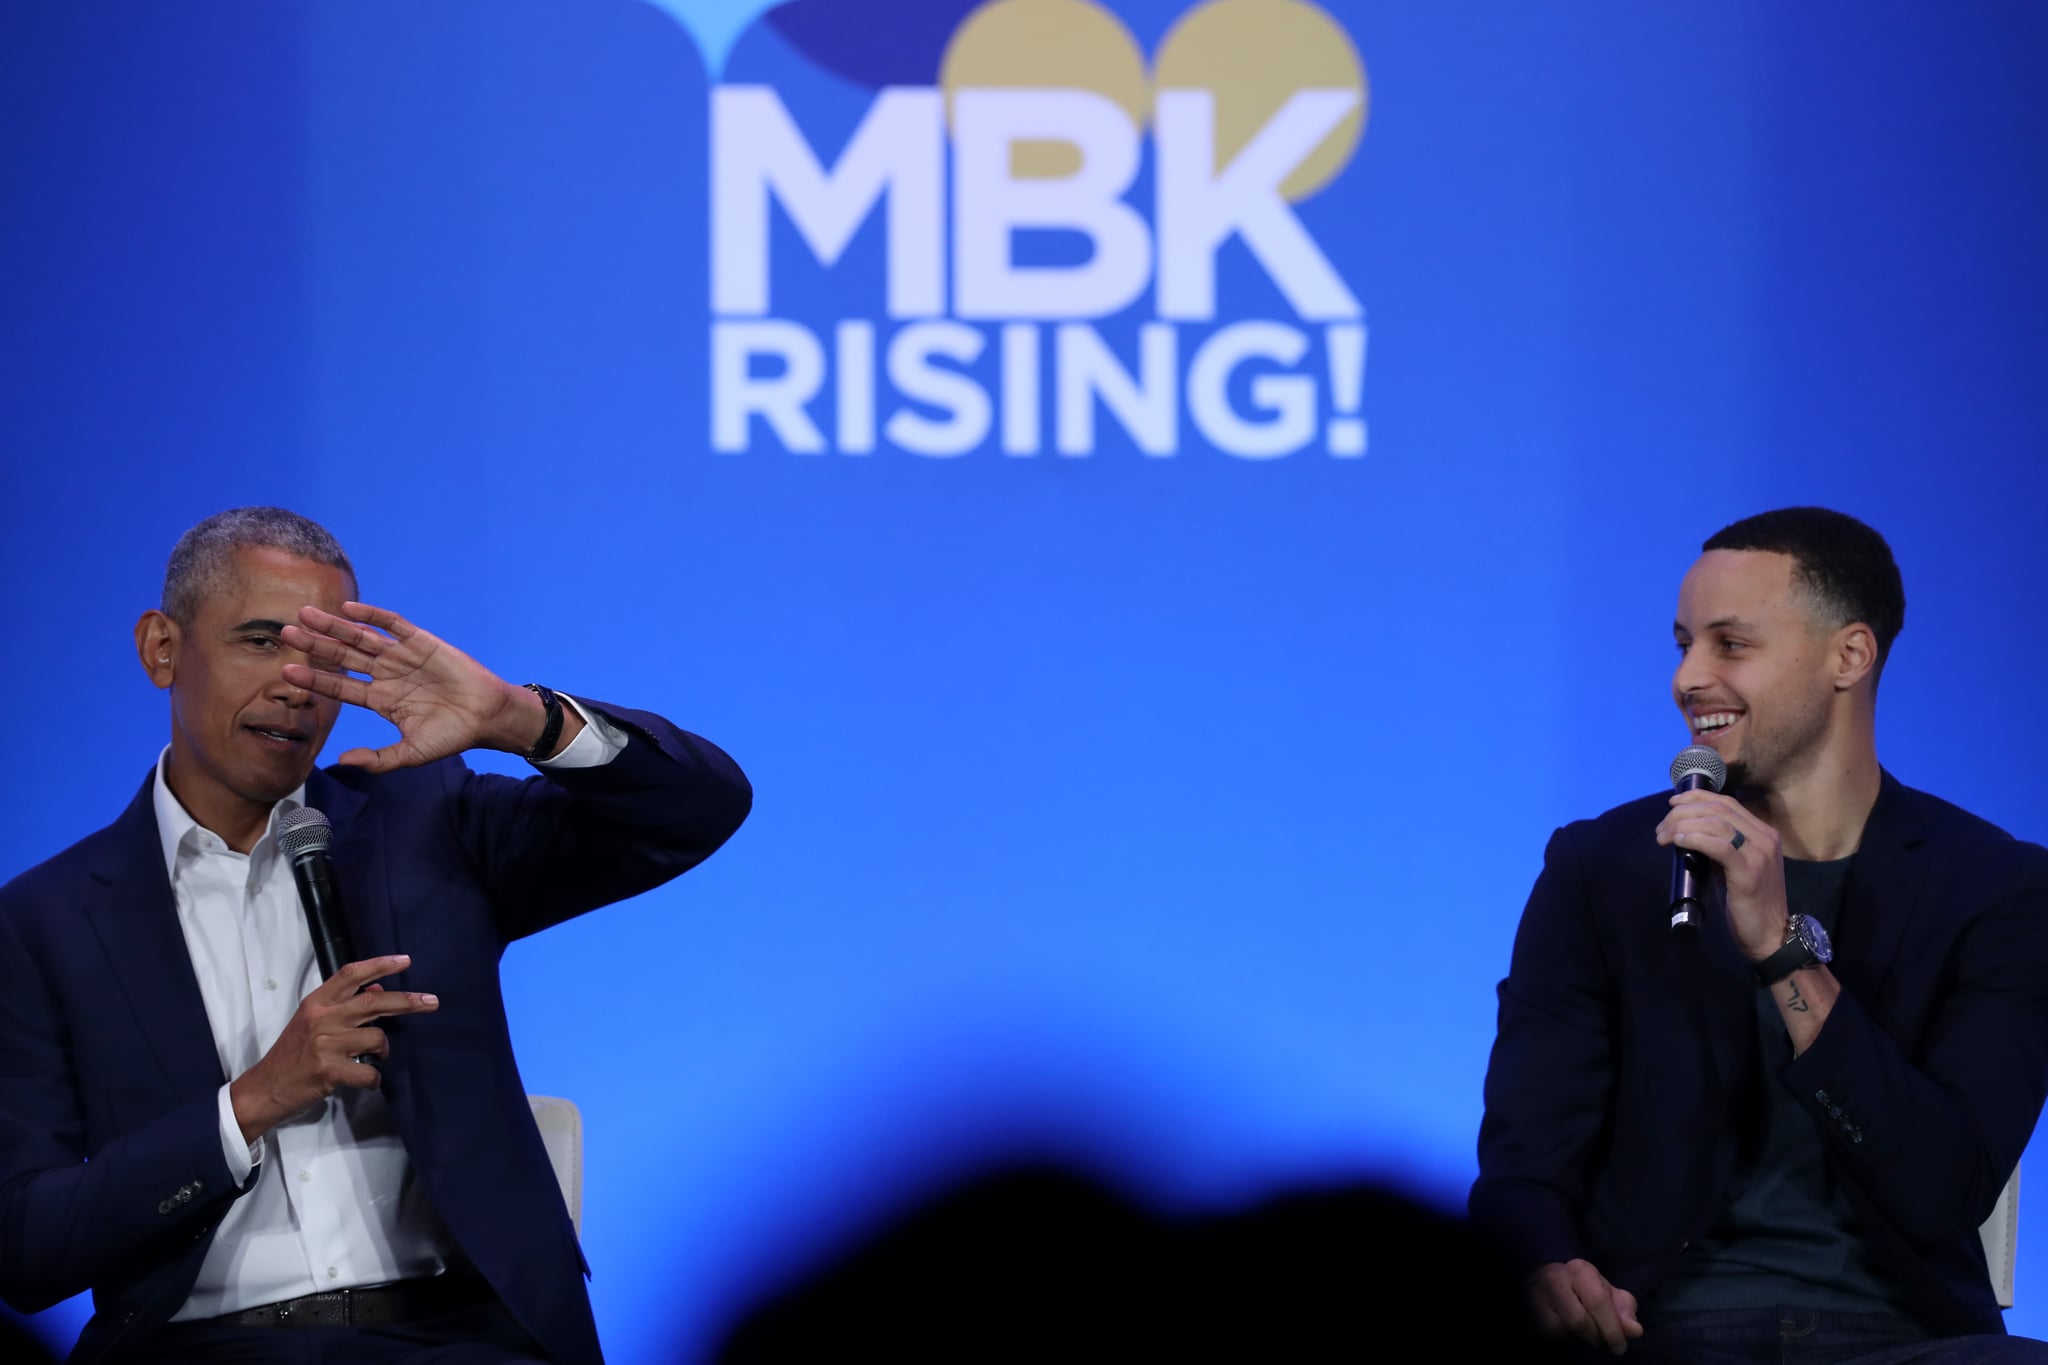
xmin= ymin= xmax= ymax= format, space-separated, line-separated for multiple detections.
xmin=1569 ymin=1306 xmax=2048 ymax=1364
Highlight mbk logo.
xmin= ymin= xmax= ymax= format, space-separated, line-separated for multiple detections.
xmin=692 ymin=0 xmax=1370 ymax=459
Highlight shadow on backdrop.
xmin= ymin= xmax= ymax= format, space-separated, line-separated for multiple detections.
xmin=713 ymin=1164 xmax=1562 ymax=1361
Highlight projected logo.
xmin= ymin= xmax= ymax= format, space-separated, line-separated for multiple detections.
xmin=685 ymin=0 xmax=1368 ymax=459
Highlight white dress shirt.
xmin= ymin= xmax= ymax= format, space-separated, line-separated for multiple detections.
xmin=158 ymin=700 xmax=625 ymax=1319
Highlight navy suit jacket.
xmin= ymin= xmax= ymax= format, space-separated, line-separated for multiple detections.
xmin=1471 ymin=772 xmax=2048 ymax=1336
xmin=0 ymin=700 xmax=751 ymax=1364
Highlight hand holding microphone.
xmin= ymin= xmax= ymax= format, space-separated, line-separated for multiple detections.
xmin=226 ymin=955 xmax=438 ymax=1144
xmin=225 ymin=809 xmax=440 ymax=1144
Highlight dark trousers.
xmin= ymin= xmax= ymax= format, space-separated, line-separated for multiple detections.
xmin=108 ymin=1300 xmax=550 ymax=1364
xmin=1566 ymin=1306 xmax=2048 ymax=1365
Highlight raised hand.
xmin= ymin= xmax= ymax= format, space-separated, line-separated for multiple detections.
xmin=228 ymin=955 xmax=439 ymax=1143
xmin=281 ymin=601 xmax=552 ymax=771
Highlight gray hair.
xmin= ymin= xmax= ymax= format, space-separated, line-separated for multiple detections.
xmin=162 ymin=507 xmax=356 ymax=627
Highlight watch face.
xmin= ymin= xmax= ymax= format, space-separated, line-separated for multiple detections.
xmin=1795 ymin=914 xmax=1834 ymax=963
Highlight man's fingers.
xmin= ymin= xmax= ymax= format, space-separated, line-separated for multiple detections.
xmin=296 ymin=606 xmax=396 ymax=654
xmin=334 ymin=1026 xmax=390 ymax=1060
xmin=1614 ymin=1287 xmax=1644 ymax=1338
xmin=324 ymin=954 xmax=412 ymax=998
xmin=1533 ymin=1269 xmax=1596 ymax=1342
xmin=280 ymin=623 xmax=379 ymax=675
xmin=1583 ymin=1294 xmax=1628 ymax=1353
xmin=1566 ymin=1261 xmax=1629 ymax=1354
xmin=1659 ymin=816 xmax=1756 ymax=870
xmin=336 ymin=744 xmax=408 ymax=774
xmin=282 ymin=663 xmax=374 ymax=708
xmin=341 ymin=601 xmax=415 ymax=640
xmin=1669 ymin=791 xmax=1774 ymax=843
xmin=1665 ymin=820 xmax=1743 ymax=852
xmin=343 ymin=988 xmax=439 ymax=1021
xmin=1657 ymin=809 xmax=1744 ymax=840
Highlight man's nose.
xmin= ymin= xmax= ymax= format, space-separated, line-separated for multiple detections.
xmin=1673 ymin=651 xmax=1713 ymax=702
xmin=272 ymin=640 xmax=316 ymax=705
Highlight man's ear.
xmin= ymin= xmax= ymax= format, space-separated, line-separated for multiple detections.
xmin=1833 ymin=622 xmax=1878 ymax=693
xmin=136 ymin=610 xmax=180 ymax=690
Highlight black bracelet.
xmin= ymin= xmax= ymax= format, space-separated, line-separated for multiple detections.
xmin=523 ymin=683 xmax=565 ymax=761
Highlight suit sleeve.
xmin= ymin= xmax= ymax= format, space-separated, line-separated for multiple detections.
xmin=1780 ymin=846 xmax=2048 ymax=1249
xmin=1469 ymin=825 xmax=1616 ymax=1274
xmin=0 ymin=906 xmax=245 ymax=1314
xmin=445 ymin=699 xmax=753 ymax=945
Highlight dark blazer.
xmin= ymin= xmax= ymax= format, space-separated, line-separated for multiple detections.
xmin=0 ymin=701 xmax=751 ymax=1364
xmin=1470 ymin=772 xmax=2048 ymax=1336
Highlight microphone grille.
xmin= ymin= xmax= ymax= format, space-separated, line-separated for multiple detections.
xmin=1670 ymin=745 xmax=1728 ymax=793
xmin=275 ymin=805 xmax=334 ymax=859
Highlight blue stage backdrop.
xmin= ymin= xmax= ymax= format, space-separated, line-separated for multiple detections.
xmin=5 ymin=1 xmax=2048 ymax=1357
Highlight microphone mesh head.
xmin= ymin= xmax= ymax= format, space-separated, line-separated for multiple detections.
xmin=1670 ymin=745 xmax=1728 ymax=793
xmin=275 ymin=806 xmax=333 ymax=859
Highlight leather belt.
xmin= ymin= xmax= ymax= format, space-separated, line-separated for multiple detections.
xmin=209 ymin=1273 xmax=494 ymax=1328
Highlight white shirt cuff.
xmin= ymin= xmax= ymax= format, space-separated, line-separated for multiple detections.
xmin=216 ymin=1083 xmax=259 ymax=1183
xmin=532 ymin=695 xmax=628 ymax=770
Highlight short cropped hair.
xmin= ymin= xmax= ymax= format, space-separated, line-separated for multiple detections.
xmin=162 ymin=507 xmax=355 ymax=628
xmin=1703 ymin=507 xmax=1905 ymax=670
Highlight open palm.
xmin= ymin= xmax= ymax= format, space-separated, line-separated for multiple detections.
xmin=282 ymin=602 xmax=523 ymax=772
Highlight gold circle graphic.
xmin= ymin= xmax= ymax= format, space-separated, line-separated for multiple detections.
xmin=940 ymin=0 xmax=1152 ymax=180
xmin=1152 ymin=0 xmax=1367 ymax=202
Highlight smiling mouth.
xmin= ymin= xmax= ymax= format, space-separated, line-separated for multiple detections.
xmin=1691 ymin=711 xmax=1743 ymax=738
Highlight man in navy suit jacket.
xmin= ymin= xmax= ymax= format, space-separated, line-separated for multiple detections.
xmin=1473 ymin=509 xmax=2048 ymax=1362
xmin=0 ymin=509 xmax=751 ymax=1362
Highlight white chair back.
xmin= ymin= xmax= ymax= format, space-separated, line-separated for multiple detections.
xmin=527 ymin=1094 xmax=585 ymax=1235
xmin=1980 ymin=1164 xmax=2019 ymax=1308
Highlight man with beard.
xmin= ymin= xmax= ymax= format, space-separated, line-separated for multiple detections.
xmin=1472 ymin=508 xmax=2048 ymax=1362
xmin=0 ymin=508 xmax=751 ymax=1362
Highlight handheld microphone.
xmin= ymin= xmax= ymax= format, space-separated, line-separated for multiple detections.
xmin=1668 ymin=745 xmax=1728 ymax=940
xmin=276 ymin=807 xmax=354 ymax=981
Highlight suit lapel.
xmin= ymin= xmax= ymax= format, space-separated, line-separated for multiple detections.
xmin=83 ymin=775 xmax=227 ymax=1097
xmin=1833 ymin=770 xmax=1929 ymax=1001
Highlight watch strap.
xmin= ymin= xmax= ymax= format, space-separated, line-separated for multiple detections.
xmin=1754 ymin=923 xmax=1817 ymax=987
xmin=523 ymin=683 xmax=565 ymax=762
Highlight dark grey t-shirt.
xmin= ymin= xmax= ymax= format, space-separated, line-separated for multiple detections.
xmin=1651 ymin=855 xmax=1903 ymax=1317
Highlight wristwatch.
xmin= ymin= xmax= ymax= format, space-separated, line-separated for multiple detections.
xmin=1754 ymin=913 xmax=1833 ymax=987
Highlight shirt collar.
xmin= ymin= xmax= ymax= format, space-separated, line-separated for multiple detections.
xmin=152 ymin=747 xmax=308 ymax=881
